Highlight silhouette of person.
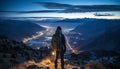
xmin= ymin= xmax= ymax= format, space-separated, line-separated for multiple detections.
xmin=52 ymin=26 xmax=66 ymax=69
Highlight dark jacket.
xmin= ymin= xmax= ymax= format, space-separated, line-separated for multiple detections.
xmin=52 ymin=33 xmax=66 ymax=53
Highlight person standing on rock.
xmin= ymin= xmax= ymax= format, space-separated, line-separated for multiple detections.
xmin=51 ymin=26 xmax=66 ymax=69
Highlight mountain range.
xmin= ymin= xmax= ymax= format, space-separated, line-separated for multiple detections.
xmin=0 ymin=19 xmax=45 ymax=41
xmin=69 ymin=19 xmax=120 ymax=51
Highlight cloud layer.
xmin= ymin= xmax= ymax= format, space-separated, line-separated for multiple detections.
xmin=94 ymin=13 xmax=114 ymax=16
xmin=35 ymin=2 xmax=120 ymax=13
xmin=1 ymin=2 xmax=120 ymax=13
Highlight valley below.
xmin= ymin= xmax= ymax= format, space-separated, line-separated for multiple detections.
xmin=0 ymin=18 xmax=120 ymax=69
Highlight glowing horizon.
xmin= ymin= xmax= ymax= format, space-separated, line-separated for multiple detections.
xmin=1 ymin=11 xmax=120 ymax=19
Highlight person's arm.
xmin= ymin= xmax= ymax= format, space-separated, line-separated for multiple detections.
xmin=63 ymin=35 xmax=66 ymax=53
xmin=51 ymin=35 xmax=54 ymax=51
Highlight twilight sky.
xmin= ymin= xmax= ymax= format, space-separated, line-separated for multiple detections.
xmin=0 ymin=0 xmax=120 ymax=19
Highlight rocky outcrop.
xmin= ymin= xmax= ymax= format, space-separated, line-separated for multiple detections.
xmin=0 ymin=36 xmax=51 ymax=69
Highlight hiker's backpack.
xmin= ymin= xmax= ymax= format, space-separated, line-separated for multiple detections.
xmin=52 ymin=34 xmax=65 ymax=51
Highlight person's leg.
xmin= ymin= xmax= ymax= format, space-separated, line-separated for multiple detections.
xmin=60 ymin=52 xmax=64 ymax=69
xmin=55 ymin=51 xmax=59 ymax=69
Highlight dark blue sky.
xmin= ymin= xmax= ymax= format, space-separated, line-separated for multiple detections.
xmin=1 ymin=0 xmax=120 ymax=11
xmin=0 ymin=0 xmax=120 ymax=19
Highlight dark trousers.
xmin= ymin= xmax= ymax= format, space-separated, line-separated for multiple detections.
xmin=55 ymin=50 xmax=64 ymax=69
